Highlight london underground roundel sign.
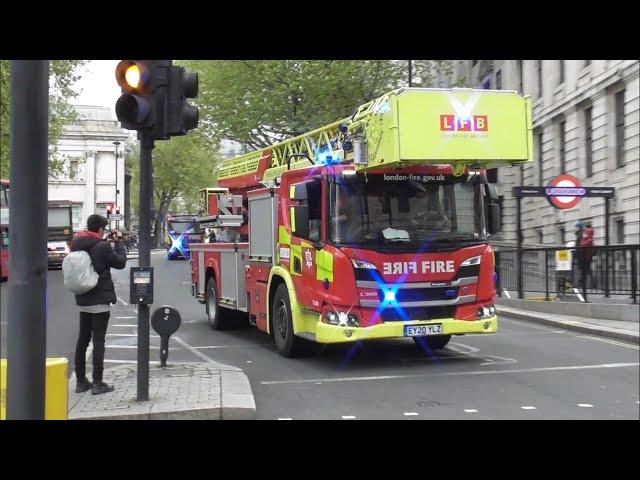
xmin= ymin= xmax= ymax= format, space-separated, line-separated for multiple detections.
xmin=546 ymin=174 xmax=584 ymax=209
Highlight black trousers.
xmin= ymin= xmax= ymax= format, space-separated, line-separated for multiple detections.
xmin=75 ymin=311 xmax=110 ymax=383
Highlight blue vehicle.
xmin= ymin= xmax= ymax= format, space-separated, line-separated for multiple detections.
xmin=165 ymin=215 xmax=201 ymax=260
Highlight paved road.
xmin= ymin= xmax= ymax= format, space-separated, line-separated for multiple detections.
xmin=2 ymin=251 xmax=639 ymax=420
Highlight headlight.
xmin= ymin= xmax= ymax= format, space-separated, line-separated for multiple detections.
xmin=461 ymin=255 xmax=482 ymax=267
xmin=347 ymin=314 xmax=359 ymax=327
xmin=477 ymin=305 xmax=495 ymax=319
xmin=351 ymin=258 xmax=377 ymax=269
xmin=326 ymin=311 xmax=339 ymax=325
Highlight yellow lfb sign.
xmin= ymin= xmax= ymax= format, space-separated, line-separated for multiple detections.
xmin=364 ymin=89 xmax=533 ymax=169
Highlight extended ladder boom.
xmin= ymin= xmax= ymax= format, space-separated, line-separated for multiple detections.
xmin=217 ymin=87 xmax=533 ymax=189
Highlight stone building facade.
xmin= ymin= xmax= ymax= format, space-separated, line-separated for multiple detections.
xmin=452 ymin=60 xmax=639 ymax=246
xmin=48 ymin=106 xmax=130 ymax=231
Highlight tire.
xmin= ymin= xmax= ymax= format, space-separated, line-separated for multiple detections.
xmin=205 ymin=277 xmax=227 ymax=330
xmin=271 ymin=283 xmax=310 ymax=358
xmin=413 ymin=334 xmax=452 ymax=351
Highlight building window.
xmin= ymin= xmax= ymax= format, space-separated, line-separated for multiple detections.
xmin=536 ymin=228 xmax=544 ymax=244
xmin=536 ymin=131 xmax=544 ymax=185
xmin=584 ymin=60 xmax=591 ymax=68
xmin=537 ymin=60 xmax=543 ymax=99
xmin=557 ymin=225 xmax=565 ymax=245
xmin=472 ymin=60 xmax=478 ymax=67
xmin=496 ymin=69 xmax=502 ymax=89
xmin=615 ymin=89 xmax=625 ymax=168
xmin=616 ymin=218 xmax=624 ymax=244
xmin=95 ymin=203 xmax=107 ymax=219
xmin=558 ymin=120 xmax=566 ymax=174
xmin=559 ymin=60 xmax=565 ymax=85
xmin=72 ymin=204 xmax=83 ymax=231
xmin=584 ymin=106 xmax=593 ymax=177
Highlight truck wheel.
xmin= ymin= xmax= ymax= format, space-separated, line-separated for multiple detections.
xmin=413 ymin=335 xmax=451 ymax=351
xmin=205 ymin=277 xmax=227 ymax=330
xmin=272 ymin=284 xmax=309 ymax=358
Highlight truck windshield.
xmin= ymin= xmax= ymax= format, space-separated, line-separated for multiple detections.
xmin=329 ymin=174 xmax=485 ymax=248
xmin=168 ymin=221 xmax=195 ymax=234
xmin=48 ymin=207 xmax=72 ymax=228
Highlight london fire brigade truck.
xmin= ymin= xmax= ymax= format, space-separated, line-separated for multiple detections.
xmin=189 ymin=88 xmax=532 ymax=357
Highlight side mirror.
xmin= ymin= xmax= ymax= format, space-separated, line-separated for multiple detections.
xmin=486 ymin=184 xmax=501 ymax=235
xmin=290 ymin=205 xmax=309 ymax=239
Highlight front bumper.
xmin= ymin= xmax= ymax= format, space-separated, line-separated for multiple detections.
xmin=313 ymin=316 xmax=497 ymax=344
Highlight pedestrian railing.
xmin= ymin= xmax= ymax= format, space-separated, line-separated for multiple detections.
xmin=495 ymin=245 xmax=639 ymax=304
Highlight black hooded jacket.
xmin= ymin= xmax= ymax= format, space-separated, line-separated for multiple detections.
xmin=70 ymin=233 xmax=127 ymax=306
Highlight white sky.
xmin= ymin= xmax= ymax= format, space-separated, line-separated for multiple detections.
xmin=71 ymin=60 xmax=121 ymax=110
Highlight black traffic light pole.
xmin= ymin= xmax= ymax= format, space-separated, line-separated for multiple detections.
xmin=7 ymin=61 xmax=49 ymax=419
xmin=137 ymin=133 xmax=154 ymax=402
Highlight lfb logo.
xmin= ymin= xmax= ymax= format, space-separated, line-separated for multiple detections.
xmin=440 ymin=115 xmax=488 ymax=132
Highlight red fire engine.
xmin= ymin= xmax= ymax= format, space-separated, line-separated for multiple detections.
xmin=189 ymin=88 xmax=533 ymax=357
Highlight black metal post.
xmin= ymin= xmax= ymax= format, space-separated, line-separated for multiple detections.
xmin=604 ymin=198 xmax=610 ymax=298
xmin=545 ymin=249 xmax=550 ymax=301
xmin=113 ymin=141 xmax=120 ymax=231
xmin=516 ymin=196 xmax=523 ymax=299
xmin=631 ymin=249 xmax=637 ymax=304
xmin=7 ymin=60 xmax=49 ymax=419
xmin=408 ymin=60 xmax=413 ymax=87
xmin=137 ymin=133 xmax=154 ymax=402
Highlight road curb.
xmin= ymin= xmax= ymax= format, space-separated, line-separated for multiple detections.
xmin=498 ymin=306 xmax=639 ymax=344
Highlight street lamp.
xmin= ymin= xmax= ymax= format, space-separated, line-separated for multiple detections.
xmin=113 ymin=141 xmax=121 ymax=230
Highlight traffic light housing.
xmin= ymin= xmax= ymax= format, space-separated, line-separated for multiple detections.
xmin=115 ymin=60 xmax=158 ymax=132
xmin=115 ymin=60 xmax=198 ymax=140
xmin=166 ymin=66 xmax=199 ymax=136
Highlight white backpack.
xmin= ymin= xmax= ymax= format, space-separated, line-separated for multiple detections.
xmin=62 ymin=248 xmax=99 ymax=295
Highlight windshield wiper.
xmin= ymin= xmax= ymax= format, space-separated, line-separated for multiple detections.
xmin=432 ymin=235 xmax=483 ymax=243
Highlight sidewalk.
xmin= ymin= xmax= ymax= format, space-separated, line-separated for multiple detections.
xmin=497 ymin=303 xmax=639 ymax=344
xmin=68 ymin=361 xmax=255 ymax=420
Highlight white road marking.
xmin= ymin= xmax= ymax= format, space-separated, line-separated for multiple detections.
xmin=575 ymin=335 xmax=639 ymax=350
xmin=106 ymin=345 xmax=160 ymax=349
xmin=246 ymin=361 xmax=252 ymax=364
xmin=103 ymin=359 xmax=176 ymax=365
xmin=115 ymin=316 xmax=136 ymax=319
xmin=194 ymin=344 xmax=271 ymax=349
xmin=277 ymin=418 xmax=293 ymax=420
xmin=342 ymin=415 xmax=356 ymax=420
xmin=403 ymin=412 xmax=419 ymax=416
xmin=260 ymin=362 xmax=639 ymax=385
xmin=117 ymin=297 xmax=129 ymax=305
xmin=112 ymin=324 xmax=136 ymax=327
xmin=172 ymin=335 xmax=215 ymax=363
xmin=521 ymin=406 xmax=536 ymax=410
xmin=464 ymin=409 xmax=478 ymax=413
xmin=577 ymin=404 xmax=594 ymax=408
xmin=107 ymin=333 xmax=136 ymax=337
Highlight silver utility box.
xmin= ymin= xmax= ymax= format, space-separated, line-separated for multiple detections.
xmin=220 ymin=248 xmax=250 ymax=311
xmin=248 ymin=191 xmax=278 ymax=264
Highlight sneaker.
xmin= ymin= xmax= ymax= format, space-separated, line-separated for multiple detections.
xmin=91 ymin=382 xmax=115 ymax=395
xmin=75 ymin=379 xmax=93 ymax=393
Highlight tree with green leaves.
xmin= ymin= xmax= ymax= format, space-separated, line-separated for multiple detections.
xmin=127 ymin=133 xmax=220 ymax=247
xmin=180 ymin=60 xmax=464 ymax=151
xmin=0 ymin=60 xmax=89 ymax=179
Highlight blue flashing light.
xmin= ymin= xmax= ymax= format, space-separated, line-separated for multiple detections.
xmin=168 ymin=230 xmax=190 ymax=258
xmin=444 ymin=289 xmax=456 ymax=299
xmin=384 ymin=290 xmax=396 ymax=302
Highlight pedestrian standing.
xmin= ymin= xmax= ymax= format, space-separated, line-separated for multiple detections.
xmin=71 ymin=214 xmax=127 ymax=395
